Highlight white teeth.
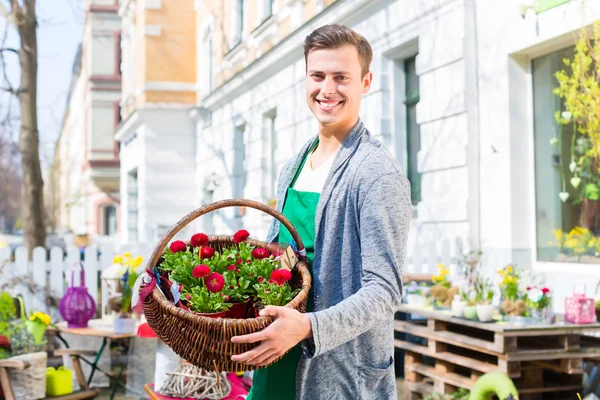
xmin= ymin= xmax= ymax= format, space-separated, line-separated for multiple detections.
xmin=318 ymin=100 xmax=341 ymax=109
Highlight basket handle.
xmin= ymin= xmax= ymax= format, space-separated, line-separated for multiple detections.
xmin=71 ymin=262 xmax=86 ymax=288
xmin=145 ymin=199 xmax=306 ymax=274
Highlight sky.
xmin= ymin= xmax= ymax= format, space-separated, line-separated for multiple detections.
xmin=1 ymin=0 xmax=84 ymax=170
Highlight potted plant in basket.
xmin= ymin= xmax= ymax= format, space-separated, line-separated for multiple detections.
xmin=160 ymin=230 xmax=300 ymax=319
xmin=428 ymin=264 xmax=459 ymax=309
xmin=0 ymin=291 xmax=16 ymax=360
xmin=498 ymin=265 xmax=527 ymax=318
xmin=2 ymin=307 xmax=49 ymax=400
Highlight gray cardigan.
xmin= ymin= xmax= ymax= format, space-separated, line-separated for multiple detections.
xmin=266 ymin=119 xmax=412 ymax=400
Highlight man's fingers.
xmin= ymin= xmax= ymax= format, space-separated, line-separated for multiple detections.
xmin=231 ymin=342 xmax=270 ymax=363
xmin=259 ymin=305 xmax=284 ymax=317
xmin=248 ymin=348 xmax=278 ymax=366
xmin=231 ymin=331 xmax=269 ymax=344
xmin=259 ymin=352 xmax=281 ymax=367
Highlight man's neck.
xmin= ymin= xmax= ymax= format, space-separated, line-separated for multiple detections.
xmin=315 ymin=118 xmax=358 ymax=157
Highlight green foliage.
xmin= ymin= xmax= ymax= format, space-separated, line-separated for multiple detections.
xmin=554 ymin=22 xmax=600 ymax=201
xmin=254 ymin=281 xmax=300 ymax=307
xmin=0 ymin=291 xmax=16 ymax=337
xmin=424 ymin=388 xmax=469 ymax=400
xmin=188 ymin=286 xmax=230 ymax=314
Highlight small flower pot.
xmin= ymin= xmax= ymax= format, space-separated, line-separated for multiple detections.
xmin=406 ymin=294 xmax=427 ymax=308
xmin=476 ymin=304 xmax=495 ymax=322
xmin=226 ymin=300 xmax=251 ymax=319
xmin=463 ymin=305 xmax=478 ymax=320
xmin=114 ymin=316 xmax=136 ymax=334
xmin=25 ymin=320 xmax=47 ymax=345
xmin=451 ymin=298 xmax=467 ymax=318
xmin=194 ymin=311 xmax=227 ymax=319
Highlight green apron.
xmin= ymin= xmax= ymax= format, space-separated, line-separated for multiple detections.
xmin=247 ymin=143 xmax=318 ymax=400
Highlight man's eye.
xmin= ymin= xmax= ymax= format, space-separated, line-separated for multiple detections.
xmin=312 ymin=74 xmax=323 ymax=79
xmin=336 ymin=76 xmax=348 ymax=81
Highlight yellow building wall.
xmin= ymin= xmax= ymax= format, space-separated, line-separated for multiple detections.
xmin=195 ymin=0 xmax=340 ymax=95
xmin=145 ymin=0 xmax=196 ymax=84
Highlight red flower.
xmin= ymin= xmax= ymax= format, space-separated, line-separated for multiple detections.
xmin=252 ymin=248 xmax=270 ymax=260
xmin=258 ymin=277 xmax=264 ymax=283
xmin=227 ymin=264 xmax=237 ymax=271
xmin=191 ymin=233 xmax=209 ymax=247
xmin=249 ymin=273 xmax=254 ymax=277
xmin=541 ymin=287 xmax=550 ymax=294
xmin=206 ymin=272 xmax=225 ymax=293
xmin=224 ymin=295 xmax=230 ymax=301
xmin=270 ymin=269 xmax=292 ymax=286
xmin=229 ymin=285 xmax=234 ymax=290
xmin=169 ymin=240 xmax=187 ymax=253
xmin=237 ymin=259 xmax=243 ymax=265
xmin=233 ymin=229 xmax=250 ymax=243
xmin=200 ymin=246 xmax=215 ymax=259
xmin=192 ymin=264 xmax=211 ymax=278
xmin=185 ymin=295 xmax=191 ymax=301
xmin=526 ymin=286 xmax=531 ymax=291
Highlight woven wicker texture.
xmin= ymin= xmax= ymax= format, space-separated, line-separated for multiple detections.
xmin=143 ymin=199 xmax=312 ymax=372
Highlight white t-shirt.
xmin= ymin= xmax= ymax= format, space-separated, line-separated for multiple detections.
xmin=293 ymin=150 xmax=335 ymax=194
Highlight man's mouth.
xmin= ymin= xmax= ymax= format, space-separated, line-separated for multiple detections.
xmin=316 ymin=99 xmax=344 ymax=110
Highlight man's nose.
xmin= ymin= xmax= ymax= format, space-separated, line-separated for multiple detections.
xmin=320 ymin=76 xmax=336 ymax=95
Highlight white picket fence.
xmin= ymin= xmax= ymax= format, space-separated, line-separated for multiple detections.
xmin=0 ymin=242 xmax=156 ymax=320
xmin=0 ymin=237 xmax=462 ymax=320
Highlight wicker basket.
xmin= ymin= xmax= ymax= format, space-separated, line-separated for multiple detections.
xmin=143 ymin=199 xmax=311 ymax=372
xmin=7 ymin=351 xmax=47 ymax=400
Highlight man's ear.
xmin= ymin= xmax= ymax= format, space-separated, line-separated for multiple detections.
xmin=362 ymin=71 xmax=373 ymax=94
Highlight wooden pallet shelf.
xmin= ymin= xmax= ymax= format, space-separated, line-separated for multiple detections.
xmin=396 ymin=305 xmax=600 ymax=400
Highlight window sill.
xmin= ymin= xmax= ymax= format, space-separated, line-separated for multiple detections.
xmin=532 ymin=260 xmax=599 ymax=274
xmin=225 ymin=40 xmax=246 ymax=61
xmin=252 ymin=15 xmax=275 ymax=37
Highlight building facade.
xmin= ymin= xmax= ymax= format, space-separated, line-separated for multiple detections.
xmin=115 ymin=0 xmax=198 ymax=244
xmin=194 ymin=0 xmax=600 ymax=310
xmin=55 ymin=0 xmax=122 ymax=238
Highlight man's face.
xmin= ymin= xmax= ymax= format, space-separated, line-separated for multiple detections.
xmin=305 ymin=45 xmax=372 ymax=129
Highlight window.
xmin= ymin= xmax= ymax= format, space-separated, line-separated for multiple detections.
xmin=231 ymin=0 xmax=244 ymax=48
xmin=103 ymin=205 xmax=117 ymax=236
xmin=258 ymin=0 xmax=274 ymax=24
xmin=233 ymin=123 xmax=246 ymax=227
xmin=200 ymin=32 xmax=214 ymax=97
xmin=404 ymin=56 xmax=421 ymax=206
xmin=261 ymin=109 xmax=277 ymax=205
xmin=127 ymin=169 xmax=138 ymax=242
xmin=531 ymin=46 xmax=596 ymax=263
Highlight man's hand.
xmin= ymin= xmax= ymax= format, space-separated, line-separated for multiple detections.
xmin=230 ymin=306 xmax=312 ymax=367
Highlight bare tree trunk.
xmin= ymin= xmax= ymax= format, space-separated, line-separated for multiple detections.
xmin=14 ymin=0 xmax=46 ymax=251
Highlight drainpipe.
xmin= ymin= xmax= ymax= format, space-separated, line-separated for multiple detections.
xmin=464 ymin=0 xmax=481 ymax=249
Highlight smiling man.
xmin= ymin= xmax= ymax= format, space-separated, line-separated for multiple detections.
xmin=231 ymin=24 xmax=412 ymax=399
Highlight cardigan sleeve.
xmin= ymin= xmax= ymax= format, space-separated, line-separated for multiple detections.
xmin=302 ymin=172 xmax=411 ymax=358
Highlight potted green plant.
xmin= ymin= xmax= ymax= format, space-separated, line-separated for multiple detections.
xmin=110 ymin=253 xmax=142 ymax=333
xmin=525 ymin=287 xmax=552 ymax=322
xmin=475 ymin=278 xmax=496 ymax=322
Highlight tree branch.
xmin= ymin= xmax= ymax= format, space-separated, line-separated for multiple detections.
xmin=0 ymin=47 xmax=18 ymax=55
xmin=0 ymin=2 xmax=15 ymax=27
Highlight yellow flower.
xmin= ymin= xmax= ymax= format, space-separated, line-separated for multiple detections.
xmin=123 ymin=252 xmax=131 ymax=258
xmin=132 ymin=256 xmax=143 ymax=268
xmin=554 ymin=229 xmax=563 ymax=241
xmin=113 ymin=255 xmax=123 ymax=264
xmin=31 ymin=312 xmax=51 ymax=326
xmin=498 ymin=269 xmax=504 ymax=276
xmin=506 ymin=265 xmax=513 ymax=273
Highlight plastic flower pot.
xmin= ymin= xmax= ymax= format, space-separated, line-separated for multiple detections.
xmin=226 ymin=299 xmax=251 ymax=319
xmin=476 ymin=304 xmax=495 ymax=322
xmin=194 ymin=311 xmax=227 ymax=319
xmin=25 ymin=320 xmax=47 ymax=345
xmin=463 ymin=305 xmax=478 ymax=320
xmin=114 ymin=316 xmax=136 ymax=334
xmin=451 ymin=297 xmax=467 ymax=317
xmin=406 ymin=294 xmax=427 ymax=307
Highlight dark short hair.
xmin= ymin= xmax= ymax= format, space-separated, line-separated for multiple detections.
xmin=304 ymin=24 xmax=373 ymax=78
